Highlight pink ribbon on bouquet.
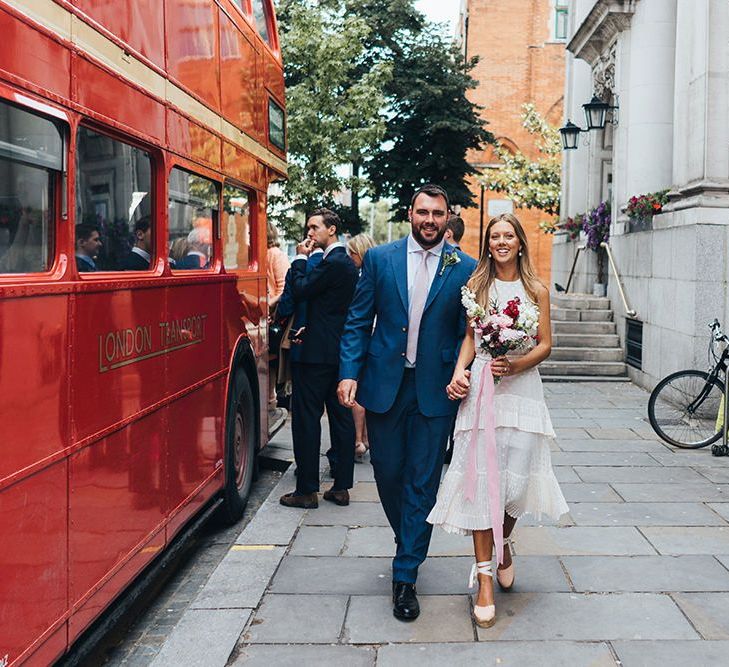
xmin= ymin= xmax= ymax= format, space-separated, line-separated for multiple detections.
xmin=464 ymin=358 xmax=504 ymax=565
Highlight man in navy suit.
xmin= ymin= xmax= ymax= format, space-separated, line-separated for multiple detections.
xmin=338 ymin=184 xmax=477 ymax=621
xmin=120 ymin=216 xmax=152 ymax=270
xmin=280 ymin=209 xmax=359 ymax=509
xmin=75 ymin=223 xmax=102 ymax=272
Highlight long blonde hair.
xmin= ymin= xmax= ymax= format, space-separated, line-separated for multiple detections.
xmin=468 ymin=213 xmax=542 ymax=307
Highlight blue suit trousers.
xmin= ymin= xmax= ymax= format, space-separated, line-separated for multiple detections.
xmin=366 ymin=369 xmax=452 ymax=584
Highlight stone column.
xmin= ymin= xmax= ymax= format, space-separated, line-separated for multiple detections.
xmin=623 ymin=0 xmax=676 ymax=198
xmin=671 ymin=0 xmax=729 ymax=200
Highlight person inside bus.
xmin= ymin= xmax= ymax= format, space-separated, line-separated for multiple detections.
xmin=75 ymin=222 xmax=102 ymax=272
xmin=279 ymin=208 xmax=359 ymax=509
xmin=120 ymin=216 xmax=152 ymax=270
xmin=176 ymin=226 xmax=211 ymax=269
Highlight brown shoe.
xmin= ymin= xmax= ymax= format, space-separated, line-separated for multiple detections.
xmin=322 ymin=487 xmax=349 ymax=506
xmin=279 ymin=491 xmax=318 ymax=509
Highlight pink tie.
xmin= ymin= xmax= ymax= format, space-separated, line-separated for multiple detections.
xmin=406 ymin=250 xmax=430 ymax=364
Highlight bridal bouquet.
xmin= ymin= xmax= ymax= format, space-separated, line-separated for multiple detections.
xmin=461 ymin=286 xmax=539 ymax=359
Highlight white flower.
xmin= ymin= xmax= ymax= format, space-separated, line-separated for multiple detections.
xmin=461 ymin=286 xmax=486 ymax=320
xmin=517 ymin=302 xmax=540 ymax=334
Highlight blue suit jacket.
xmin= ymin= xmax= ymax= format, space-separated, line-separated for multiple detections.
xmin=339 ymin=238 xmax=477 ymax=417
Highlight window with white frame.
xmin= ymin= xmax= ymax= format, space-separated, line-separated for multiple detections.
xmin=554 ymin=1 xmax=569 ymax=41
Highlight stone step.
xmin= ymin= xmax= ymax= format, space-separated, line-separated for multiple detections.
xmin=552 ymin=321 xmax=617 ymax=335
xmin=549 ymin=346 xmax=625 ymax=362
xmin=552 ymin=307 xmax=614 ymax=322
xmin=552 ymin=333 xmax=621 ymax=348
xmin=552 ymin=293 xmax=611 ymax=310
xmin=539 ymin=360 xmax=628 ymax=377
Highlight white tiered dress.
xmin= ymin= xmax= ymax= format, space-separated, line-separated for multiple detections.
xmin=427 ymin=278 xmax=568 ymax=535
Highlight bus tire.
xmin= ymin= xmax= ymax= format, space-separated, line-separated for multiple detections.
xmin=219 ymin=367 xmax=257 ymax=525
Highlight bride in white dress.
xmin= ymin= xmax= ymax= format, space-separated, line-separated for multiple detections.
xmin=427 ymin=213 xmax=568 ymax=628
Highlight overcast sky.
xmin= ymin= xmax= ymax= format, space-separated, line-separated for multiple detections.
xmin=415 ymin=0 xmax=461 ymax=32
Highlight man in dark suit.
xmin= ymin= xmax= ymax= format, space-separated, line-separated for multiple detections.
xmin=120 ymin=216 xmax=152 ymax=270
xmin=444 ymin=214 xmax=465 ymax=250
xmin=338 ymin=185 xmax=477 ymax=620
xmin=280 ymin=208 xmax=359 ymax=509
xmin=176 ymin=227 xmax=211 ymax=270
xmin=75 ymin=223 xmax=102 ymax=272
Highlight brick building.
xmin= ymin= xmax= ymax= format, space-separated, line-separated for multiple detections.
xmin=457 ymin=0 xmax=568 ymax=281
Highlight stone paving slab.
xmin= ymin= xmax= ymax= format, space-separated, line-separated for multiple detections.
xmin=706 ymin=503 xmax=729 ymax=522
xmin=568 ymin=502 xmax=726 ymax=526
xmin=554 ymin=427 xmax=592 ymax=439
xmin=513 ymin=526 xmax=656 ymax=555
xmin=376 ymin=641 xmax=617 ymax=666
xmin=302 ymin=500 xmax=390 ymax=527
xmin=244 ymin=594 xmax=349 ymax=643
xmin=236 ymin=469 xmax=304 ymax=546
xmin=344 ymin=595 xmax=474 ymax=643
xmin=343 ymin=525 xmax=473 ymax=557
xmin=554 ymin=466 xmax=580 ymax=483
xmin=191 ymin=546 xmax=285 ymax=609
xmin=289 ymin=526 xmax=348 ymax=556
xmin=641 ymin=527 xmax=729 ymax=555
xmin=232 ymin=645 xmax=376 ymax=666
xmin=697 ymin=467 xmax=729 ymax=483
xmin=562 ymin=555 xmax=729 ymax=592
xmin=349 ymin=481 xmax=380 ymax=502
xmin=585 ymin=428 xmax=648 ymax=440
xmin=559 ymin=483 xmax=623 ymax=502
xmin=474 ymin=593 xmax=697 ymax=641
xmin=550 ymin=452 xmax=662 ymax=466
xmin=557 ymin=438 xmax=669 ymax=453
xmin=648 ymin=451 xmax=726 ymax=468
xmin=574 ymin=465 xmax=705 ymax=483
xmin=612 ymin=640 xmax=729 ymax=667
xmin=611 ymin=482 xmax=729 ymax=502
xmin=150 ymin=609 xmax=251 ymax=666
xmin=670 ymin=593 xmax=729 ymax=639
xmin=271 ymin=555 xmax=570 ymax=595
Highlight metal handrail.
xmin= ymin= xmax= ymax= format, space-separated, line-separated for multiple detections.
xmin=600 ymin=242 xmax=637 ymax=318
xmin=564 ymin=245 xmax=586 ymax=293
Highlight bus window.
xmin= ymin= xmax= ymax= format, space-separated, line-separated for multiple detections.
xmin=222 ymin=184 xmax=252 ymax=270
xmin=251 ymin=0 xmax=271 ymax=44
xmin=0 ymin=100 xmax=62 ymax=274
xmin=76 ymin=127 xmax=153 ymax=272
xmin=169 ymin=167 xmax=218 ymax=270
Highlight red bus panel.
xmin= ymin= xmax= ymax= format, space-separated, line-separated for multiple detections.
xmin=165 ymin=0 xmax=221 ymax=110
xmin=72 ymin=0 xmax=166 ymax=69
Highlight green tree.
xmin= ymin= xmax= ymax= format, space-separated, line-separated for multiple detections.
xmin=480 ymin=103 xmax=561 ymax=216
xmin=366 ymin=24 xmax=493 ymax=221
xmin=273 ymin=0 xmax=391 ymax=239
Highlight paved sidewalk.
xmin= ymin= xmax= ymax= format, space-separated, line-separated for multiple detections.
xmin=153 ymin=381 xmax=729 ymax=666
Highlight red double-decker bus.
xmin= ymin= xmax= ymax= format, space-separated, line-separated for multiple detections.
xmin=0 ymin=1 xmax=286 ymax=664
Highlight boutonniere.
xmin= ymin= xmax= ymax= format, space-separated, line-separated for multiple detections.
xmin=439 ymin=249 xmax=461 ymax=275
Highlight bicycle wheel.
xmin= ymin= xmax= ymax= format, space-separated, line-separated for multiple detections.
xmin=648 ymin=370 xmax=724 ymax=448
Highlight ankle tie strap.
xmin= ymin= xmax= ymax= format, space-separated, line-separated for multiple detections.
xmin=468 ymin=561 xmax=493 ymax=589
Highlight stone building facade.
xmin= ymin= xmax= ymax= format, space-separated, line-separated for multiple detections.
xmin=556 ymin=0 xmax=728 ymax=390
xmin=457 ymin=0 xmax=568 ymax=281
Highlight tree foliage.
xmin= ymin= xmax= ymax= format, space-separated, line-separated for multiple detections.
xmin=273 ymin=0 xmax=391 ymax=238
xmin=366 ymin=25 xmax=493 ymax=221
xmin=480 ymin=103 xmax=561 ymax=216
xmin=274 ymin=0 xmax=493 ymax=234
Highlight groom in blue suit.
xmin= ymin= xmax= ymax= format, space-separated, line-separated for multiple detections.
xmin=338 ymin=184 xmax=477 ymax=620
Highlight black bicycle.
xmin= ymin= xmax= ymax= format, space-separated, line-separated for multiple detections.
xmin=648 ymin=319 xmax=728 ymax=449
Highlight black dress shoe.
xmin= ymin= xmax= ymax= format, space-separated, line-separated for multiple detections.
xmin=279 ymin=491 xmax=318 ymax=509
xmin=392 ymin=582 xmax=419 ymax=621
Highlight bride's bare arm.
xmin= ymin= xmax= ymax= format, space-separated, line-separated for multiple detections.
xmin=495 ymin=283 xmax=552 ymax=377
xmin=446 ymin=324 xmax=476 ymax=400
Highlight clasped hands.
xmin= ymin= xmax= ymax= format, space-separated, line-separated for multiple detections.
xmin=446 ymin=356 xmax=514 ymax=400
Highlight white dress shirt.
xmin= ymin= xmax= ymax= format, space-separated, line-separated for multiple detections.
xmin=406 ymin=233 xmax=444 ymax=305
xmin=405 ymin=234 xmax=444 ymax=368
xmin=294 ymin=242 xmax=342 ymax=263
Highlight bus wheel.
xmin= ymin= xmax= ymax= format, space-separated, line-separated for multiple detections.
xmin=220 ymin=368 xmax=257 ymax=524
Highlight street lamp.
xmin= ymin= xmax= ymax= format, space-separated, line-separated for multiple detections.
xmin=559 ymin=120 xmax=585 ymax=150
xmin=582 ymin=95 xmax=619 ymax=130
